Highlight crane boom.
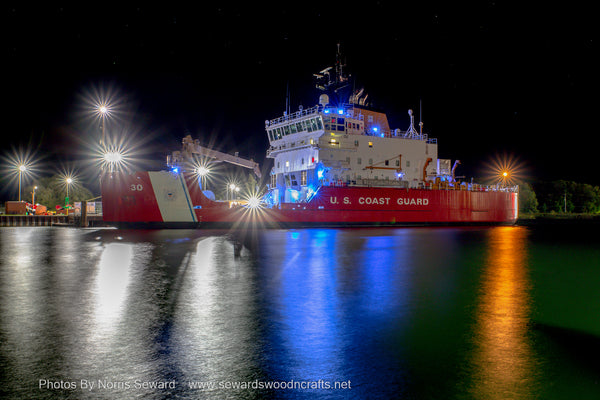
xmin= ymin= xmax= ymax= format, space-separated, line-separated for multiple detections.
xmin=168 ymin=135 xmax=262 ymax=178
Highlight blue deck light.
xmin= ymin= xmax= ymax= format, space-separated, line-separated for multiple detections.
xmin=337 ymin=108 xmax=344 ymax=115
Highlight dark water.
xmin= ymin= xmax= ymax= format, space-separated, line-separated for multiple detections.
xmin=1 ymin=224 xmax=599 ymax=399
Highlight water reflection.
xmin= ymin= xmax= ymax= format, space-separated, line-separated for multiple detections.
xmin=94 ymin=243 xmax=133 ymax=331
xmin=468 ymin=226 xmax=539 ymax=398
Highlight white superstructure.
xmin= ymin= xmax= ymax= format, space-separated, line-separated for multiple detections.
xmin=266 ymin=100 xmax=446 ymax=204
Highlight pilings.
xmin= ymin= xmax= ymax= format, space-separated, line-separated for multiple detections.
xmin=0 ymin=215 xmax=69 ymax=227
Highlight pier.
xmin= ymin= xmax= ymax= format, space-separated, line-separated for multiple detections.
xmin=0 ymin=214 xmax=105 ymax=227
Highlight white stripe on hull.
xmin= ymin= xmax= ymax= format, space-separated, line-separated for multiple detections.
xmin=148 ymin=171 xmax=197 ymax=222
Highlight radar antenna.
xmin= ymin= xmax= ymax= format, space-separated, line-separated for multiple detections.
xmin=404 ymin=109 xmax=420 ymax=139
xmin=314 ymin=43 xmax=350 ymax=93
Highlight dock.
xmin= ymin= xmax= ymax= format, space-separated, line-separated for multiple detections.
xmin=0 ymin=214 xmax=106 ymax=227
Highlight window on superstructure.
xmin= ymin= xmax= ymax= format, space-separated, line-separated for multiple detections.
xmin=316 ymin=118 xmax=323 ymax=130
xmin=291 ymin=174 xmax=298 ymax=186
xmin=346 ymin=157 xmax=350 ymax=164
xmin=368 ymin=115 xmax=373 ymax=122
xmin=368 ymin=141 xmax=373 ymax=148
xmin=357 ymin=157 xmax=362 ymax=165
xmin=301 ymin=170 xmax=307 ymax=185
xmin=284 ymin=126 xmax=290 ymax=136
xmin=395 ymin=160 xmax=400 ymax=166
xmin=325 ymin=123 xmax=330 ymax=130
xmin=271 ymin=174 xmax=277 ymax=188
xmin=337 ymin=118 xmax=344 ymax=124
xmin=306 ymin=120 xmax=313 ymax=132
xmin=290 ymin=124 xmax=297 ymax=134
xmin=337 ymin=125 xmax=345 ymax=131
xmin=406 ymin=161 xmax=410 ymax=167
xmin=296 ymin=122 xmax=303 ymax=132
xmin=369 ymin=158 xmax=373 ymax=165
xmin=354 ymin=140 xmax=359 ymax=147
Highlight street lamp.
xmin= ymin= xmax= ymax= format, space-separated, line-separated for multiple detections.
xmin=32 ymin=186 xmax=38 ymax=204
xmin=196 ymin=166 xmax=209 ymax=190
xmin=66 ymin=177 xmax=73 ymax=206
xmin=18 ymin=165 xmax=26 ymax=202
xmin=228 ymin=183 xmax=236 ymax=201
xmin=98 ymin=104 xmax=109 ymax=146
xmin=103 ymin=149 xmax=123 ymax=172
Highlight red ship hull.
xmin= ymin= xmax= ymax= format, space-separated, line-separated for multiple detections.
xmin=101 ymin=171 xmax=518 ymax=228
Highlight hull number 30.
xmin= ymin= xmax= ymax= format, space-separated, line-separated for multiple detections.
xmin=130 ymin=184 xmax=143 ymax=191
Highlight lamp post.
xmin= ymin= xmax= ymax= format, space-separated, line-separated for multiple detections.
xmin=18 ymin=165 xmax=26 ymax=202
xmin=98 ymin=105 xmax=108 ymax=146
xmin=32 ymin=186 xmax=37 ymax=204
xmin=229 ymin=183 xmax=235 ymax=201
xmin=65 ymin=177 xmax=73 ymax=206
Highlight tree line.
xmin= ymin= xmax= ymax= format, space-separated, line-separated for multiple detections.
xmin=519 ymin=180 xmax=600 ymax=214
xmin=23 ymin=175 xmax=94 ymax=210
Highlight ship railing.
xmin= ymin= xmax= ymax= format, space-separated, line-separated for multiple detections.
xmin=268 ymin=105 xmax=321 ymax=126
xmin=364 ymin=128 xmax=437 ymax=143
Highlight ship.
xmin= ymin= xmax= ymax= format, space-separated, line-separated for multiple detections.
xmin=101 ymin=47 xmax=518 ymax=228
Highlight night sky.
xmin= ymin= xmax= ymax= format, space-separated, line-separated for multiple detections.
xmin=4 ymin=2 xmax=597 ymax=197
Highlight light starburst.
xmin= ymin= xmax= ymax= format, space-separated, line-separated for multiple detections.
xmin=484 ymin=152 xmax=527 ymax=187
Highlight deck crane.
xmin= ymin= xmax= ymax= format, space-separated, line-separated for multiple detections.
xmin=167 ymin=135 xmax=262 ymax=178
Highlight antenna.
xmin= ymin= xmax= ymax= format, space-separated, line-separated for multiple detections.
xmin=285 ymin=82 xmax=290 ymax=116
xmin=419 ymin=99 xmax=423 ymax=135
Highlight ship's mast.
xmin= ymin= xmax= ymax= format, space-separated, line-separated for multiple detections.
xmin=314 ymin=44 xmax=351 ymax=104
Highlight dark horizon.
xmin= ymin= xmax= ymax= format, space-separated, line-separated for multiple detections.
xmin=4 ymin=3 xmax=596 ymax=200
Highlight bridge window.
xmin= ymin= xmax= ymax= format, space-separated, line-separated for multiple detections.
xmin=284 ymin=126 xmax=290 ymax=135
xmin=290 ymin=124 xmax=297 ymax=134
xmin=315 ymin=118 xmax=323 ymax=129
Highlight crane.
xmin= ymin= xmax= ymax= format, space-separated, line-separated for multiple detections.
xmin=363 ymin=154 xmax=403 ymax=174
xmin=167 ymin=135 xmax=262 ymax=178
